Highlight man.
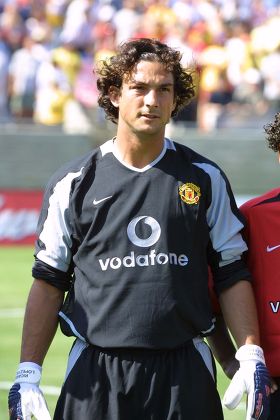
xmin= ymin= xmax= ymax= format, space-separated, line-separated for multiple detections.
xmin=8 ymin=38 xmax=270 ymax=420
xmin=208 ymin=112 xmax=280 ymax=419
xmin=238 ymin=112 xmax=280 ymax=419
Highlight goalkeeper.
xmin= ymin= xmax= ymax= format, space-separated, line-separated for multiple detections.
xmin=8 ymin=38 xmax=270 ymax=420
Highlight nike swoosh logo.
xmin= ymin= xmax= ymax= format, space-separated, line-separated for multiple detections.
xmin=93 ymin=196 xmax=112 ymax=205
xmin=266 ymin=244 xmax=280 ymax=252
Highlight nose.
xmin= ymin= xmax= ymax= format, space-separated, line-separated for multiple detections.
xmin=144 ymin=89 xmax=158 ymax=107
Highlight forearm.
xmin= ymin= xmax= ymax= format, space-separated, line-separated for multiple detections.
xmin=20 ymin=279 xmax=65 ymax=365
xmin=219 ymin=280 xmax=260 ymax=348
xmin=207 ymin=313 xmax=238 ymax=379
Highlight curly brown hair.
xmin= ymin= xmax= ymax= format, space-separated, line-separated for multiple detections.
xmin=264 ymin=112 xmax=280 ymax=153
xmin=95 ymin=38 xmax=196 ymax=124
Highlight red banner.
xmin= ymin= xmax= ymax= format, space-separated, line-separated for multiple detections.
xmin=0 ymin=190 xmax=43 ymax=245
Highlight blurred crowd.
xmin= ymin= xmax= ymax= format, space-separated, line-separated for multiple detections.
xmin=0 ymin=0 xmax=280 ymax=132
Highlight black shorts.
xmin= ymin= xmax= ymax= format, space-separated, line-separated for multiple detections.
xmin=54 ymin=338 xmax=223 ymax=420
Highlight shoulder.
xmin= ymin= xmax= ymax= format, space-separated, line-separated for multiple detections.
xmin=170 ymin=139 xmax=220 ymax=168
xmin=45 ymin=141 xmax=111 ymax=190
xmin=170 ymin=139 xmax=228 ymax=187
xmin=240 ymin=187 xmax=280 ymax=214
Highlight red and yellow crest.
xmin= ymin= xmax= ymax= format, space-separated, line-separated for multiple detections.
xmin=179 ymin=182 xmax=201 ymax=205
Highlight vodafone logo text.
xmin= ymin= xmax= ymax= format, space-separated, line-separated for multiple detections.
xmin=98 ymin=216 xmax=189 ymax=271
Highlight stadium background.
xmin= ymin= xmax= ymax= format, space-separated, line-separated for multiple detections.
xmin=1 ymin=0 xmax=280 ymax=418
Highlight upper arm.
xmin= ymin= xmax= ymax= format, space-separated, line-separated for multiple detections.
xmin=195 ymin=162 xmax=250 ymax=292
xmin=33 ymin=168 xmax=84 ymax=290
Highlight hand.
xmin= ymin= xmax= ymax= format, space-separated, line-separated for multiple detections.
xmin=8 ymin=362 xmax=51 ymax=420
xmin=223 ymin=345 xmax=271 ymax=420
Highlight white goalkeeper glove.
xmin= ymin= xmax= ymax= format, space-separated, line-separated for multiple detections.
xmin=8 ymin=362 xmax=51 ymax=420
xmin=223 ymin=344 xmax=271 ymax=420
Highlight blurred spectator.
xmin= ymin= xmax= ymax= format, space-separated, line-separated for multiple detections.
xmin=171 ymin=0 xmax=197 ymax=27
xmin=34 ymin=78 xmax=70 ymax=126
xmin=25 ymin=5 xmax=53 ymax=48
xmin=164 ymin=21 xmax=195 ymax=67
xmin=92 ymin=3 xmax=116 ymax=58
xmin=73 ymin=48 xmax=98 ymax=110
xmin=113 ymin=0 xmax=141 ymax=45
xmin=45 ymin=0 xmax=69 ymax=29
xmin=197 ymin=38 xmax=229 ymax=131
xmin=259 ymin=44 xmax=280 ymax=109
xmin=140 ymin=0 xmax=177 ymax=40
xmin=0 ymin=35 xmax=9 ymax=119
xmin=8 ymin=34 xmax=40 ymax=118
xmin=203 ymin=69 xmax=234 ymax=130
xmin=34 ymin=53 xmax=70 ymax=125
xmin=233 ymin=67 xmax=263 ymax=104
xmin=52 ymin=42 xmax=81 ymax=86
xmin=0 ymin=1 xmax=26 ymax=52
xmin=59 ymin=0 xmax=95 ymax=50
xmin=224 ymin=20 xmax=252 ymax=89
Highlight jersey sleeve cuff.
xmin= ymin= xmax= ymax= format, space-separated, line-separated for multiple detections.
xmin=213 ymin=260 xmax=251 ymax=295
xmin=32 ymin=258 xmax=72 ymax=291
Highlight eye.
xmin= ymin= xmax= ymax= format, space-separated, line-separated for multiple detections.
xmin=135 ymin=85 xmax=146 ymax=91
xmin=131 ymin=84 xmax=145 ymax=91
xmin=161 ymin=86 xmax=171 ymax=92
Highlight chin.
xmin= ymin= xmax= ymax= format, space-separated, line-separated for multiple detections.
xmin=141 ymin=122 xmax=163 ymax=132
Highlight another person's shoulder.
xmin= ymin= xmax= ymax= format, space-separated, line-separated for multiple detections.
xmin=240 ymin=187 xmax=280 ymax=214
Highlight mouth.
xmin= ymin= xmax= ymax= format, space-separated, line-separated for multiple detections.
xmin=140 ymin=114 xmax=159 ymax=119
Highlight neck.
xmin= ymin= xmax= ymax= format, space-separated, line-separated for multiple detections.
xmin=114 ymin=131 xmax=165 ymax=169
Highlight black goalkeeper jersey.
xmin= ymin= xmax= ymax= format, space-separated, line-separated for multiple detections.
xmin=32 ymin=138 xmax=250 ymax=348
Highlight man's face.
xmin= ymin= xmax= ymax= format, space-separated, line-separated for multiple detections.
xmin=110 ymin=60 xmax=176 ymax=139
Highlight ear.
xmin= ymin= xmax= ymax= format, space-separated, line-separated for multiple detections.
xmin=109 ymin=86 xmax=120 ymax=107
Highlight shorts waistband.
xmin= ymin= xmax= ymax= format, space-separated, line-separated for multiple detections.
xmin=82 ymin=337 xmax=204 ymax=355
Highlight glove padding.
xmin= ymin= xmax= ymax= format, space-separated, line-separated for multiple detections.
xmin=223 ymin=345 xmax=271 ymax=420
xmin=8 ymin=362 xmax=51 ymax=420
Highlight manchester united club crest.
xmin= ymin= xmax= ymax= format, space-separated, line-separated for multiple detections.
xmin=179 ymin=182 xmax=201 ymax=205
